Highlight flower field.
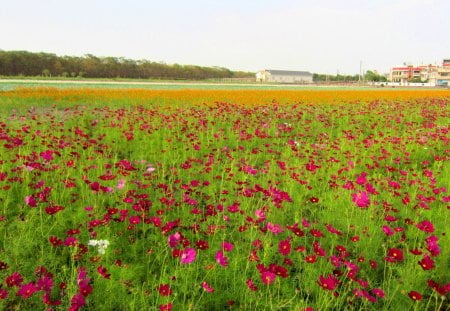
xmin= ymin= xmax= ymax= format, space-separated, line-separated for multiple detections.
xmin=0 ymin=88 xmax=449 ymax=310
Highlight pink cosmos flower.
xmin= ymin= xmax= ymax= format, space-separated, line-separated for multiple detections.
xmin=416 ymin=220 xmax=435 ymax=233
xmin=40 ymin=150 xmax=54 ymax=161
xmin=382 ymin=226 xmax=395 ymax=236
xmin=25 ymin=195 xmax=37 ymax=208
xmin=180 ymin=248 xmax=196 ymax=264
xmin=255 ymin=209 xmax=266 ymax=221
xmin=267 ymin=222 xmax=284 ymax=234
xmin=352 ymin=191 xmax=370 ymax=208
xmin=216 ymin=251 xmax=229 ymax=267
xmin=425 ymin=235 xmax=441 ymax=256
xmin=356 ymin=172 xmax=367 ymax=185
xmin=201 ymin=281 xmax=214 ymax=293
xmin=246 ymin=279 xmax=258 ymax=291
xmin=117 ymin=179 xmax=126 ymax=190
xmin=221 ymin=241 xmax=234 ymax=252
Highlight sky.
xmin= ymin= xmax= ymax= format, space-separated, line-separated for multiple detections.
xmin=1 ymin=0 xmax=449 ymax=74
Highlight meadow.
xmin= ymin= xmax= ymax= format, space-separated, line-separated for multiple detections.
xmin=0 ymin=87 xmax=449 ymax=310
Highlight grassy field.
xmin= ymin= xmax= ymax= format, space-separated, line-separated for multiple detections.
xmin=0 ymin=88 xmax=449 ymax=310
xmin=0 ymin=78 xmax=413 ymax=91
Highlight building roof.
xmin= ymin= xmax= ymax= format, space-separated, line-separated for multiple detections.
xmin=265 ymin=69 xmax=312 ymax=76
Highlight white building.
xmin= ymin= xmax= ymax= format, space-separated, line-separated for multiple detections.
xmin=256 ymin=69 xmax=313 ymax=84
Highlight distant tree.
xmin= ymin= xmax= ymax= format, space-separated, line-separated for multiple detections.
xmin=42 ymin=69 xmax=50 ymax=77
xmin=364 ymin=70 xmax=387 ymax=82
xmin=0 ymin=50 xmax=254 ymax=80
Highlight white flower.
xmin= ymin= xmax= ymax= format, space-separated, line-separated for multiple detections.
xmin=88 ymin=239 xmax=109 ymax=254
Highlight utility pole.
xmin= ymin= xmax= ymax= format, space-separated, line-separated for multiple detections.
xmin=359 ymin=61 xmax=362 ymax=85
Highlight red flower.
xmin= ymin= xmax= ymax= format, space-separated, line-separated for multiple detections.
xmin=305 ymin=255 xmax=317 ymax=263
xmin=317 ymin=274 xmax=339 ymax=291
xmin=159 ymin=303 xmax=173 ymax=311
xmin=0 ymin=288 xmax=8 ymax=299
xmin=261 ymin=271 xmax=276 ymax=285
xmin=418 ymin=254 xmax=435 ymax=270
xmin=195 ymin=240 xmax=209 ymax=250
xmin=385 ymin=248 xmax=403 ymax=262
xmin=157 ymin=284 xmax=172 ymax=296
xmin=97 ymin=265 xmax=111 ymax=279
xmin=408 ymin=291 xmax=422 ymax=301
xmin=6 ymin=272 xmax=23 ymax=287
xmin=278 ymin=239 xmax=291 ymax=256
xmin=309 ymin=197 xmax=319 ymax=203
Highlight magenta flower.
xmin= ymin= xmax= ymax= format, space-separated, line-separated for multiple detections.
xmin=261 ymin=271 xmax=276 ymax=285
xmin=352 ymin=191 xmax=370 ymax=208
xmin=382 ymin=225 xmax=395 ymax=236
xmin=117 ymin=179 xmax=126 ymax=190
xmin=356 ymin=172 xmax=367 ymax=185
xmin=40 ymin=150 xmax=54 ymax=161
xmin=17 ymin=282 xmax=37 ymax=299
xmin=43 ymin=292 xmax=61 ymax=306
xmin=168 ymin=232 xmax=182 ymax=248
xmin=216 ymin=251 xmax=229 ymax=267
xmin=0 ymin=288 xmax=8 ymax=299
xmin=418 ymin=254 xmax=435 ymax=270
xmin=201 ymin=281 xmax=214 ymax=293
xmin=221 ymin=241 xmax=234 ymax=252
xmin=25 ymin=195 xmax=37 ymax=208
xmin=70 ymin=292 xmax=86 ymax=311
xmin=416 ymin=220 xmax=435 ymax=233
xmin=255 ymin=209 xmax=266 ymax=221
xmin=5 ymin=272 xmax=23 ymax=287
xmin=36 ymin=275 xmax=53 ymax=292
xmin=317 ymin=274 xmax=339 ymax=291
xmin=267 ymin=222 xmax=284 ymax=234
xmin=278 ymin=239 xmax=291 ymax=256
xmin=372 ymin=288 xmax=385 ymax=298
xmin=385 ymin=248 xmax=403 ymax=262
xmin=246 ymin=278 xmax=258 ymax=291
xmin=180 ymin=248 xmax=196 ymax=264
xmin=425 ymin=235 xmax=441 ymax=256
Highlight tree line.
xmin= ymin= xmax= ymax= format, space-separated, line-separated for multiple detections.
xmin=0 ymin=50 xmax=254 ymax=80
xmin=313 ymin=71 xmax=387 ymax=83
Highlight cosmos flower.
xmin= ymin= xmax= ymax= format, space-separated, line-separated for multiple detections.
xmin=408 ymin=291 xmax=422 ymax=301
xmin=352 ymin=191 xmax=370 ymax=208
xmin=88 ymin=239 xmax=109 ymax=254
xmin=180 ymin=248 xmax=196 ymax=264
xmin=157 ymin=284 xmax=173 ymax=296
xmin=216 ymin=251 xmax=229 ymax=267
xmin=201 ymin=282 xmax=214 ymax=293
xmin=317 ymin=274 xmax=339 ymax=291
